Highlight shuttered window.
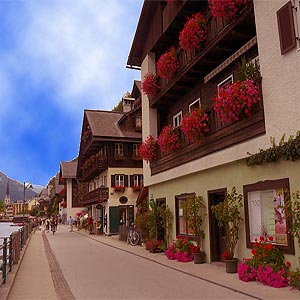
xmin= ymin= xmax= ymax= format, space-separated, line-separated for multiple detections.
xmin=277 ymin=1 xmax=296 ymax=55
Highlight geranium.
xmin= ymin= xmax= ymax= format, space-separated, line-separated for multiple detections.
xmin=141 ymin=73 xmax=160 ymax=98
xmin=157 ymin=125 xmax=181 ymax=155
xmin=114 ymin=186 xmax=125 ymax=192
xmin=213 ymin=80 xmax=260 ymax=124
xmin=179 ymin=12 xmax=208 ymax=51
xmin=208 ymin=0 xmax=247 ymax=19
xmin=166 ymin=236 xmax=194 ymax=262
xmin=238 ymin=235 xmax=290 ymax=288
xmin=156 ymin=46 xmax=179 ymax=80
xmin=138 ymin=135 xmax=158 ymax=163
xmin=221 ymin=250 xmax=233 ymax=261
xmin=180 ymin=107 xmax=209 ymax=143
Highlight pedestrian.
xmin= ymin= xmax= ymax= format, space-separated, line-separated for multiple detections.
xmin=88 ymin=215 xmax=94 ymax=234
xmin=68 ymin=216 xmax=74 ymax=232
xmin=76 ymin=215 xmax=80 ymax=231
xmin=45 ymin=217 xmax=50 ymax=233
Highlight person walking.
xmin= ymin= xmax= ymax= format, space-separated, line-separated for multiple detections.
xmin=68 ymin=216 xmax=74 ymax=232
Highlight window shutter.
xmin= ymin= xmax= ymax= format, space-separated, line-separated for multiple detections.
xmin=124 ymin=175 xmax=128 ymax=187
xmin=130 ymin=175 xmax=134 ymax=187
xmin=277 ymin=1 xmax=296 ymax=55
xmin=111 ymin=175 xmax=115 ymax=187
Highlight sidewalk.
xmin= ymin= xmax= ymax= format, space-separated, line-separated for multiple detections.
xmin=1 ymin=226 xmax=300 ymax=300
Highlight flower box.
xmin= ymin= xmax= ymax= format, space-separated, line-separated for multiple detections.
xmin=157 ymin=125 xmax=181 ymax=155
xmin=132 ymin=186 xmax=142 ymax=192
xmin=208 ymin=0 xmax=247 ymax=19
xmin=141 ymin=73 xmax=160 ymax=99
xmin=179 ymin=12 xmax=208 ymax=51
xmin=180 ymin=107 xmax=209 ymax=143
xmin=113 ymin=186 xmax=125 ymax=192
xmin=156 ymin=46 xmax=179 ymax=80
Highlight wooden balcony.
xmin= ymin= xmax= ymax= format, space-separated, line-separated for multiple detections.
xmin=81 ymin=187 xmax=109 ymax=205
xmin=150 ymin=2 xmax=255 ymax=108
xmin=80 ymin=158 xmax=108 ymax=181
xmin=151 ymin=79 xmax=265 ymax=175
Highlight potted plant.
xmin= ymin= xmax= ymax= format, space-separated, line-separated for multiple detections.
xmin=183 ymin=195 xmax=206 ymax=264
xmin=158 ymin=203 xmax=173 ymax=248
xmin=213 ymin=79 xmax=260 ymax=124
xmin=157 ymin=125 xmax=181 ymax=155
xmin=208 ymin=0 xmax=247 ymax=19
xmin=211 ymin=187 xmax=243 ymax=273
xmin=180 ymin=107 xmax=210 ymax=144
xmin=138 ymin=135 xmax=158 ymax=163
xmin=179 ymin=12 xmax=208 ymax=51
xmin=141 ymin=72 xmax=160 ymax=99
xmin=156 ymin=46 xmax=179 ymax=80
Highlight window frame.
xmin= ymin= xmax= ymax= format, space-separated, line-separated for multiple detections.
xmin=133 ymin=174 xmax=143 ymax=187
xmin=217 ymin=75 xmax=233 ymax=97
xmin=243 ymin=178 xmax=295 ymax=254
xmin=115 ymin=174 xmax=125 ymax=187
xmin=133 ymin=144 xmax=139 ymax=157
xmin=173 ymin=111 xmax=183 ymax=128
xmin=189 ymin=98 xmax=201 ymax=112
xmin=115 ymin=143 xmax=124 ymax=156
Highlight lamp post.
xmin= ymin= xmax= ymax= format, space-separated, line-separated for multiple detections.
xmin=23 ymin=182 xmax=33 ymax=223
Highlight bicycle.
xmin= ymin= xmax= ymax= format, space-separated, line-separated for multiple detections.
xmin=127 ymin=224 xmax=140 ymax=246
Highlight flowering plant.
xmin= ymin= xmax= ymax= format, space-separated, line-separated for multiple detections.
xmin=132 ymin=185 xmax=142 ymax=192
xmin=138 ymin=135 xmax=158 ymax=163
xmin=166 ymin=236 xmax=194 ymax=262
xmin=141 ymin=73 xmax=160 ymax=98
xmin=113 ymin=186 xmax=125 ymax=192
xmin=213 ymin=80 xmax=260 ymax=124
xmin=221 ymin=250 xmax=233 ymax=261
xmin=179 ymin=12 xmax=208 ymax=51
xmin=157 ymin=125 xmax=181 ymax=155
xmin=180 ymin=107 xmax=209 ymax=143
xmin=211 ymin=187 xmax=243 ymax=259
xmin=156 ymin=46 xmax=179 ymax=80
xmin=289 ymin=267 xmax=300 ymax=289
xmin=238 ymin=236 xmax=290 ymax=288
xmin=208 ymin=0 xmax=247 ymax=19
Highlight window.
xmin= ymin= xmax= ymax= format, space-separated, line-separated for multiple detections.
xmin=133 ymin=144 xmax=139 ymax=157
xmin=115 ymin=175 xmax=124 ymax=187
xmin=175 ymin=193 xmax=195 ymax=237
xmin=189 ymin=98 xmax=201 ymax=112
xmin=99 ymin=146 xmax=106 ymax=156
xmin=173 ymin=111 xmax=182 ymax=128
xmin=136 ymin=115 xmax=142 ymax=128
xmin=217 ymin=75 xmax=233 ymax=97
xmin=243 ymin=178 xmax=294 ymax=254
xmin=277 ymin=1 xmax=297 ymax=55
xmin=115 ymin=143 xmax=124 ymax=156
xmin=133 ymin=174 xmax=143 ymax=186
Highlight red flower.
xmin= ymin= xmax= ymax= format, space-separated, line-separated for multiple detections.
xmin=208 ymin=0 xmax=247 ymax=19
xmin=141 ymin=73 xmax=160 ymax=98
xmin=138 ymin=135 xmax=158 ymax=163
xmin=268 ymin=236 xmax=273 ymax=242
xmin=221 ymin=250 xmax=233 ymax=261
xmin=156 ymin=46 xmax=179 ymax=80
xmin=259 ymin=236 xmax=265 ymax=241
xmin=179 ymin=12 xmax=208 ymax=51
xmin=286 ymin=261 xmax=291 ymax=267
xmin=251 ymin=249 xmax=257 ymax=256
xmin=157 ymin=125 xmax=181 ymax=155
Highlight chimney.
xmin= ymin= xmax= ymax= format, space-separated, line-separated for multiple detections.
xmin=122 ymin=97 xmax=135 ymax=113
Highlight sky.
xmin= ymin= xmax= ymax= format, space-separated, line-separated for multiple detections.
xmin=0 ymin=0 xmax=143 ymax=187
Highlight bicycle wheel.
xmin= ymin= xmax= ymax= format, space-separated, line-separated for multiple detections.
xmin=129 ymin=231 xmax=139 ymax=246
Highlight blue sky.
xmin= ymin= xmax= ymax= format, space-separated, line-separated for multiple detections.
xmin=0 ymin=0 xmax=142 ymax=187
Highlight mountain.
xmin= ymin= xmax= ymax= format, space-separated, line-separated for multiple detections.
xmin=0 ymin=171 xmax=39 ymax=202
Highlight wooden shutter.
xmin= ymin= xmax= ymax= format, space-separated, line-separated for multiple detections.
xmin=130 ymin=175 xmax=134 ymax=187
xmin=277 ymin=1 xmax=296 ymax=55
xmin=124 ymin=175 xmax=128 ymax=187
xmin=111 ymin=175 xmax=115 ymax=187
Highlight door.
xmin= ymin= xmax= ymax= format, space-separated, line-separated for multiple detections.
xmin=109 ymin=206 xmax=120 ymax=234
xmin=156 ymin=198 xmax=166 ymax=242
xmin=208 ymin=189 xmax=226 ymax=262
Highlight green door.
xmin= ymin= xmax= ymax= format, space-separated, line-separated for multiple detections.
xmin=109 ymin=206 xmax=120 ymax=234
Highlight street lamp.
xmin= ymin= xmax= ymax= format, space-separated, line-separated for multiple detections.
xmin=23 ymin=182 xmax=33 ymax=223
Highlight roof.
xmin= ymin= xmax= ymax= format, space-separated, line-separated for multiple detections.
xmin=85 ymin=110 xmax=141 ymax=140
xmin=60 ymin=161 xmax=78 ymax=179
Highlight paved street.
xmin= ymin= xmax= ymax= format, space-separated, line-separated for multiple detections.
xmin=4 ymin=225 xmax=300 ymax=300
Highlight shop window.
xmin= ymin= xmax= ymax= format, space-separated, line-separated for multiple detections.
xmin=175 ymin=193 xmax=195 ymax=237
xmin=243 ymin=178 xmax=294 ymax=254
xmin=173 ymin=111 xmax=182 ymax=128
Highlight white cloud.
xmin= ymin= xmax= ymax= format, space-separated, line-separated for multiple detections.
xmin=9 ymin=0 xmax=141 ymax=112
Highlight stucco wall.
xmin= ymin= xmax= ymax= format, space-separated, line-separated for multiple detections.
xmin=149 ymin=158 xmax=300 ymax=265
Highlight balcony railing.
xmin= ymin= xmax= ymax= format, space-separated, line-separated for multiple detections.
xmin=80 ymin=158 xmax=108 ymax=181
xmin=151 ymin=78 xmax=265 ymax=175
xmin=81 ymin=187 xmax=109 ymax=205
xmin=151 ymin=2 xmax=254 ymax=107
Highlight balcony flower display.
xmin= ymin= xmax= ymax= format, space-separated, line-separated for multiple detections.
xmin=138 ymin=135 xmax=158 ymax=163
xmin=208 ymin=0 xmax=247 ymax=19
xmin=141 ymin=73 xmax=160 ymax=99
xmin=213 ymin=79 xmax=260 ymax=124
xmin=156 ymin=46 xmax=179 ymax=80
xmin=180 ymin=107 xmax=209 ymax=143
xmin=157 ymin=125 xmax=181 ymax=155
xmin=179 ymin=12 xmax=208 ymax=51
xmin=113 ymin=186 xmax=125 ymax=192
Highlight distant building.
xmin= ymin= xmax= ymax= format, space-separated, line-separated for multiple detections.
xmin=4 ymin=181 xmax=13 ymax=217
